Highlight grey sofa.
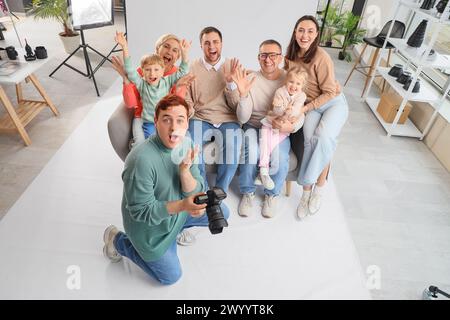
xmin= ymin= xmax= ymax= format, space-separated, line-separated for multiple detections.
xmin=107 ymin=103 xmax=303 ymax=196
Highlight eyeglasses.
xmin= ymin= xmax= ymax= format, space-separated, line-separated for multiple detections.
xmin=258 ymin=52 xmax=282 ymax=61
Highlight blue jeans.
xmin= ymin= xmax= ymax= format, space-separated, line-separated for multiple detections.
xmin=188 ymin=119 xmax=242 ymax=193
xmin=132 ymin=117 xmax=146 ymax=147
xmin=142 ymin=122 xmax=155 ymax=139
xmin=298 ymin=93 xmax=349 ymax=186
xmin=239 ymin=124 xmax=290 ymax=196
xmin=114 ymin=203 xmax=230 ymax=285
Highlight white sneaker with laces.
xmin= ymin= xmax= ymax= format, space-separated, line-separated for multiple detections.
xmin=103 ymin=225 xmax=122 ymax=262
xmin=308 ymin=190 xmax=322 ymax=215
xmin=238 ymin=192 xmax=255 ymax=217
xmin=297 ymin=194 xmax=310 ymax=220
xmin=262 ymin=194 xmax=277 ymax=218
xmin=259 ymin=167 xmax=274 ymax=190
xmin=176 ymin=229 xmax=196 ymax=246
xmin=260 ymin=174 xmax=275 ymax=190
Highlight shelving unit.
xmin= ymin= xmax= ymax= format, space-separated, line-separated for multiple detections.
xmin=363 ymin=0 xmax=450 ymax=140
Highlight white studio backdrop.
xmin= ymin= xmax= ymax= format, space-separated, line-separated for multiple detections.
xmin=127 ymin=0 xmax=319 ymax=70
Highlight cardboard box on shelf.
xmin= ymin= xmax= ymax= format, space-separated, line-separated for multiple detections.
xmin=376 ymin=92 xmax=412 ymax=124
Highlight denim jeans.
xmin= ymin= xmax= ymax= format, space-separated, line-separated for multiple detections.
xmin=132 ymin=117 xmax=146 ymax=147
xmin=298 ymin=93 xmax=349 ymax=186
xmin=142 ymin=122 xmax=155 ymax=139
xmin=188 ymin=119 xmax=242 ymax=193
xmin=239 ymin=124 xmax=290 ymax=196
xmin=114 ymin=203 xmax=230 ymax=285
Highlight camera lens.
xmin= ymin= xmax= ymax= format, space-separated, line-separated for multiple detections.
xmin=194 ymin=187 xmax=228 ymax=234
xmin=206 ymin=205 xmax=228 ymax=234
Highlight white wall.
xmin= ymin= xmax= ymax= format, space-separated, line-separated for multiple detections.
xmin=127 ymin=0 xmax=318 ymax=70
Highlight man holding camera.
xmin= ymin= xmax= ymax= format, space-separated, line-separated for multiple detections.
xmin=103 ymin=94 xmax=229 ymax=285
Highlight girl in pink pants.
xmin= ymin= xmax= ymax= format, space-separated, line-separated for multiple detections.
xmin=258 ymin=67 xmax=307 ymax=190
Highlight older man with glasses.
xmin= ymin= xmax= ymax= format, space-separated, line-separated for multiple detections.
xmin=229 ymin=39 xmax=290 ymax=218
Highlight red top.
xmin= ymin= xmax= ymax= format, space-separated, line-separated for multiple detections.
xmin=122 ymin=65 xmax=187 ymax=118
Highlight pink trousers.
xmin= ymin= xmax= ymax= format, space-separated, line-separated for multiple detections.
xmin=259 ymin=125 xmax=288 ymax=168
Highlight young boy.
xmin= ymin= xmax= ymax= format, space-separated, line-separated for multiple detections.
xmin=258 ymin=66 xmax=308 ymax=190
xmin=115 ymin=31 xmax=191 ymax=141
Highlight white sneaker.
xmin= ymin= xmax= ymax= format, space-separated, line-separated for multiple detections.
xmin=309 ymin=190 xmax=322 ymax=215
xmin=176 ymin=229 xmax=196 ymax=246
xmin=262 ymin=194 xmax=277 ymax=218
xmin=103 ymin=225 xmax=122 ymax=262
xmin=254 ymin=175 xmax=262 ymax=186
xmin=238 ymin=192 xmax=255 ymax=217
xmin=297 ymin=196 xmax=310 ymax=220
xmin=260 ymin=174 xmax=275 ymax=190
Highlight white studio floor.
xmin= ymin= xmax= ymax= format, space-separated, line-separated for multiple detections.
xmin=0 ymin=79 xmax=370 ymax=299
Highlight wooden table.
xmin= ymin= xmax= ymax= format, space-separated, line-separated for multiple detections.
xmin=0 ymin=51 xmax=59 ymax=146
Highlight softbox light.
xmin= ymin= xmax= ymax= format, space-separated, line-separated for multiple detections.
xmin=68 ymin=0 xmax=114 ymax=31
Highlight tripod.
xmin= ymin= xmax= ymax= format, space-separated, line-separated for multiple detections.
xmin=423 ymin=285 xmax=450 ymax=300
xmin=49 ymin=29 xmax=109 ymax=97
xmin=91 ymin=33 xmax=125 ymax=76
xmin=91 ymin=0 xmax=128 ymax=76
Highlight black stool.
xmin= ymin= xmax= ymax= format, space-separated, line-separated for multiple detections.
xmin=344 ymin=20 xmax=406 ymax=97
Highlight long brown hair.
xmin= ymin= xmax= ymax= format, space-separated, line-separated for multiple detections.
xmin=285 ymin=15 xmax=320 ymax=66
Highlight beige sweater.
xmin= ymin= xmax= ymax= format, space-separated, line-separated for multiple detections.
xmin=286 ymin=47 xmax=341 ymax=111
xmin=185 ymin=58 xmax=239 ymax=124
xmin=236 ymin=70 xmax=286 ymax=128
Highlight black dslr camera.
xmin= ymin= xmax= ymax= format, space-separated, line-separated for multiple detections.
xmin=194 ymin=187 xmax=228 ymax=234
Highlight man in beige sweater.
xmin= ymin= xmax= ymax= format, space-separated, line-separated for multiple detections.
xmin=186 ymin=26 xmax=241 ymax=194
xmin=230 ymin=40 xmax=292 ymax=218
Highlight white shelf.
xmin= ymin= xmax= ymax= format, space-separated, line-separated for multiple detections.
xmin=400 ymin=0 xmax=450 ymax=25
xmin=363 ymin=0 xmax=450 ymax=140
xmin=365 ymin=97 xmax=422 ymax=138
xmin=377 ymin=67 xmax=440 ymax=103
xmin=387 ymin=38 xmax=450 ymax=69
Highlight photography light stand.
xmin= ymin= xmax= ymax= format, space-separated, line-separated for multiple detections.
xmin=49 ymin=28 xmax=109 ymax=97
xmin=423 ymin=285 xmax=450 ymax=300
xmin=91 ymin=0 xmax=127 ymax=75
xmin=0 ymin=0 xmax=23 ymax=46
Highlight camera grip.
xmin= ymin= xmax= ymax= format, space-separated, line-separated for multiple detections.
xmin=193 ymin=194 xmax=208 ymax=205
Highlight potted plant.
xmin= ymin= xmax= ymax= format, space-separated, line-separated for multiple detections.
xmin=321 ymin=4 xmax=343 ymax=47
xmin=333 ymin=11 xmax=366 ymax=62
xmin=30 ymin=0 xmax=80 ymax=54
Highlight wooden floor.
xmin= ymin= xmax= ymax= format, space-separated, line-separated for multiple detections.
xmin=0 ymin=16 xmax=449 ymax=299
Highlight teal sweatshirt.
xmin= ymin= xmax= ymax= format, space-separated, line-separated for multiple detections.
xmin=124 ymin=57 xmax=188 ymax=123
xmin=121 ymin=134 xmax=204 ymax=262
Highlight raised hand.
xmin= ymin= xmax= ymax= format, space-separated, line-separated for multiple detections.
xmin=176 ymin=73 xmax=196 ymax=89
xmin=180 ymin=39 xmax=192 ymax=62
xmin=115 ymin=31 xmax=127 ymax=48
xmin=179 ymin=145 xmax=199 ymax=173
xmin=111 ymin=55 xmax=129 ymax=81
xmin=223 ymin=58 xmax=240 ymax=83
xmin=231 ymin=65 xmax=256 ymax=98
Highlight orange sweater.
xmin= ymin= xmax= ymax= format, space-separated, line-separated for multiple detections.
xmin=122 ymin=65 xmax=187 ymax=118
xmin=286 ymin=47 xmax=341 ymax=111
